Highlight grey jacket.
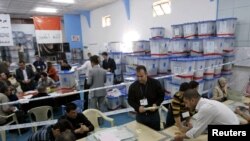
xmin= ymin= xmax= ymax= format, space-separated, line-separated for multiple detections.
xmin=87 ymin=65 xmax=107 ymax=97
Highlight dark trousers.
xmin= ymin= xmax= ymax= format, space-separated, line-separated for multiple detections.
xmin=84 ymin=79 xmax=90 ymax=110
xmin=136 ymin=111 xmax=161 ymax=131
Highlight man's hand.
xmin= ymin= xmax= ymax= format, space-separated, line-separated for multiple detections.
xmin=81 ymin=125 xmax=89 ymax=132
xmin=150 ymin=104 xmax=158 ymax=112
xmin=107 ymin=68 xmax=111 ymax=72
xmin=139 ymin=106 xmax=145 ymax=113
xmin=174 ymin=132 xmax=185 ymax=141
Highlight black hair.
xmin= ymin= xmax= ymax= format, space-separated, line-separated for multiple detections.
xmin=189 ymin=81 xmax=199 ymax=89
xmin=179 ymin=82 xmax=190 ymax=92
xmin=65 ymin=103 xmax=77 ymax=113
xmin=183 ymin=89 xmax=201 ymax=100
xmin=101 ymin=52 xmax=108 ymax=56
xmin=40 ymin=72 xmax=48 ymax=77
xmin=52 ymin=119 xmax=73 ymax=132
xmin=0 ymin=81 xmax=8 ymax=93
xmin=90 ymin=55 xmax=99 ymax=64
xmin=136 ymin=65 xmax=147 ymax=73
xmin=19 ymin=60 xmax=25 ymax=64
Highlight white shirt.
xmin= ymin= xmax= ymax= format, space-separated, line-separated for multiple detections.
xmin=78 ymin=60 xmax=92 ymax=77
xmin=186 ymin=98 xmax=239 ymax=138
xmin=18 ymin=45 xmax=24 ymax=52
xmin=22 ymin=69 xmax=28 ymax=81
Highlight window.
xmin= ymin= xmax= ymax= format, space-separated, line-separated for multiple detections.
xmin=153 ymin=0 xmax=171 ymax=17
xmin=102 ymin=15 xmax=111 ymax=27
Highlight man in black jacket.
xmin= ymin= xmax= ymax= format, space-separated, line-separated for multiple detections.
xmin=15 ymin=61 xmax=36 ymax=92
xmin=128 ymin=65 xmax=165 ymax=131
xmin=101 ymin=52 xmax=116 ymax=73
xmin=60 ymin=103 xmax=94 ymax=139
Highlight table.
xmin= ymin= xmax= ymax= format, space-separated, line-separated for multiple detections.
xmin=223 ymin=100 xmax=248 ymax=124
xmin=77 ymin=121 xmax=166 ymax=141
xmin=17 ymin=88 xmax=80 ymax=112
xmin=161 ymin=125 xmax=208 ymax=141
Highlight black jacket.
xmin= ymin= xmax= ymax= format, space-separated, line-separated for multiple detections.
xmin=102 ymin=58 xmax=116 ymax=73
xmin=15 ymin=66 xmax=36 ymax=92
xmin=128 ymin=77 xmax=165 ymax=113
xmin=60 ymin=113 xmax=94 ymax=139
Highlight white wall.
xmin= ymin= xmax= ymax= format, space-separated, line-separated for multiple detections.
xmin=81 ymin=0 xmax=217 ymax=55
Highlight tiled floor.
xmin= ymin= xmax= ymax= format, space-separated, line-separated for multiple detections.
xmin=4 ymin=111 xmax=135 ymax=141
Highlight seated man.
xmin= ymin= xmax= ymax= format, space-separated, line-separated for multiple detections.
xmin=60 ymin=103 xmax=94 ymax=139
xmin=174 ymin=89 xmax=239 ymax=140
xmin=27 ymin=119 xmax=74 ymax=141
xmin=28 ymin=85 xmax=54 ymax=110
xmin=0 ymin=81 xmax=17 ymax=125
xmin=37 ymin=72 xmax=55 ymax=88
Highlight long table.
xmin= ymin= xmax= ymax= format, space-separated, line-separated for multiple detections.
xmin=77 ymin=121 xmax=166 ymax=141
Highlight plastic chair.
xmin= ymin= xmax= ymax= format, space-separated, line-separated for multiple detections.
xmin=27 ymin=106 xmax=53 ymax=132
xmin=82 ymin=109 xmax=114 ymax=131
xmin=0 ymin=113 xmax=21 ymax=141
xmin=61 ymin=99 xmax=84 ymax=115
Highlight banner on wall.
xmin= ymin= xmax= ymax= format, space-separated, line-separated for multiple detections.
xmin=0 ymin=14 xmax=13 ymax=46
xmin=33 ymin=16 xmax=62 ymax=44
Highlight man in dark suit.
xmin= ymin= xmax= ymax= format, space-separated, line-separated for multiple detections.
xmin=101 ymin=52 xmax=116 ymax=73
xmin=88 ymin=55 xmax=107 ymax=112
xmin=15 ymin=61 xmax=36 ymax=92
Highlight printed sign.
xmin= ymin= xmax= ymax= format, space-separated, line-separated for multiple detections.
xmin=0 ymin=14 xmax=13 ymax=46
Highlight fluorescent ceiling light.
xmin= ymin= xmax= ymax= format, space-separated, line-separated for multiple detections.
xmin=34 ymin=7 xmax=57 ymax=13
xmin=52 ymin=0 xmax=75 ymax=4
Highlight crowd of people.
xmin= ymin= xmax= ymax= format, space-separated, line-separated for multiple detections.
xmin=1 ymin=51 xmax=250 ymax=141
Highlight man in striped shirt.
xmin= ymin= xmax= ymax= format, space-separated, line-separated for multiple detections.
xmin=27 ymin=119 xmax=73 ymax=141
xmin=166 ymin=82 xmax=191 ymax=132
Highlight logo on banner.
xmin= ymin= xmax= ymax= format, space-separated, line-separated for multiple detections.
xmin=0 ymin=14 xmax=14 ymax=46
xmin=33 ymin=16 xmax=62 ymax=44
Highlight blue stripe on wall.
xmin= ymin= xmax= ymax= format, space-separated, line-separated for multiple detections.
xmin=63 ymin=14 xmax=83 ymax=48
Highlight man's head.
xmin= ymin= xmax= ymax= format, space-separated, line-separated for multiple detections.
xmin=47 ymin=62 xmax=52 ymax=68
xmin=65 ymin=103 xmax=78 ymax=119
xmin=136 ymin=65 xmax=148 ymax=84
xmin=19 ymin=61 xmax=26 ymax=70
xmin=0 ymin=73 xmax=7 ymax=80
xmin=35 ymin=56 xmax=40 ymax=61
xmin=87 ymin=52 xmax=92 ymax=58
xmin=218 ymin=77 xmax=227 ymax=88
xmin=101 ymin=52 xmax=108 ymax=60
xmin=37 ymin=85 xmax=47 ymax=94
xmin=40 ymin=72 xmax=48 ymax=80
xmin=90 ymin=55 xmax=99 ymax=66
xmin=183 ymin=89 xmax=201 ymax=111
xmin=18 ymin=43 xmax=21 ymax=47
xmin=179 ymin=82 xmax=190 ymax=93
xmin=189 ymin=81 xmax=199 ymax=90
xmin=0 ymin=81 xmax=8 ymax=94
xmin=52 ymin=119 xmax=73 ymax=138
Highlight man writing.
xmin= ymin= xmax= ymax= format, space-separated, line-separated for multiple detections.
xmin=128 ymin=65 xmax=164 ymax=131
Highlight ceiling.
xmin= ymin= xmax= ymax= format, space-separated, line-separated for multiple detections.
xmin=0 ymin=0 xmax=118 ymax=18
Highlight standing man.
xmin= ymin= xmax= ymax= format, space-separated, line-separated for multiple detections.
xmin=33 ymin=56 xmax=46 ymax=73
xmin=60 ymin=103 xmax=94 ymax=139
xmin=174 ymin=89 xmax=239 ymax=140
xmin=128 ymin=65 xmax=165 ymax=131
xmin=101 ymin=52 xmax=116 ymax=73
xmin=87 ymin=55 xmax=107 ymax=112
xmin=15 ymin=61 xmax=36 ymax=92
xmin=17 ymin=43 xmax=24 ymax=61
xmin=33 ymin=56 xmax=46 ymax=81
xmin=77 ymin=52 xmax=92 ymax=110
